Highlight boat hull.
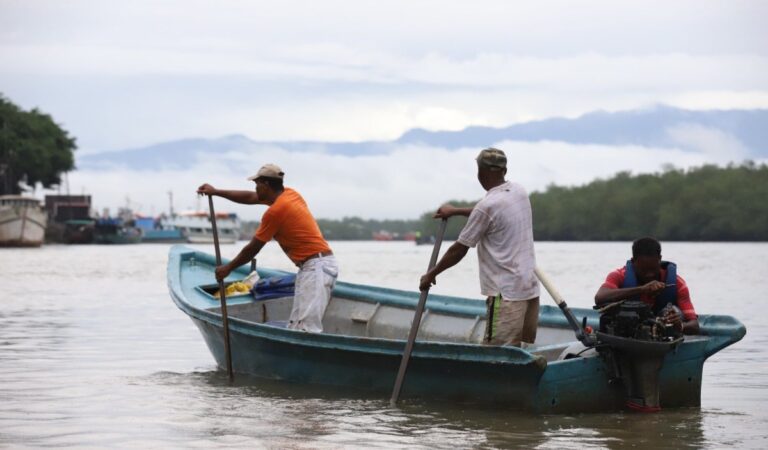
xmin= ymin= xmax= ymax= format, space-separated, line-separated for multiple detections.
xmin=141 ymin=228 xmax=187 ymax=243
xmin=64 ymin=220 xmax=95 ymax=244
xmin=189 ymin=315 xmax=547 ymax=406
xmin=0 ymin=203 xmax=46 ymax=247
xmin=168 ymin=246 xmax=745 ymax=412
xmin=185 ymin=313 xmax=713 ymax=412
xmin=93 ymin=227 xmax=142 ymax=244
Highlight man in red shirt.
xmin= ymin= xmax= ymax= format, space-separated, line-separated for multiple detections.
xmin=198 ymin=163 xmax=337 ymax=333
xmin=594 ymin=237 xmax=700 ymax=334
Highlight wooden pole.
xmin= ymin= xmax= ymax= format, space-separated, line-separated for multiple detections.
xmin=208 ymin=194 xmax=234 ymax=382
xmin=535 ymin=267 xmax=594 ymax=347
xmin=390 ymin=218 xmax=448 ymax=406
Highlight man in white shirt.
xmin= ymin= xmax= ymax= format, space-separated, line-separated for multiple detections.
xmin=419 ymin=148 xmax=540 ymax=347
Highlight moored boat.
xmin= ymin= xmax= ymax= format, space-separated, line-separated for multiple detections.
xmin=166 ymin=211 xmax=240 ymax=244
xmin=141 ymin=227 xmax=187 ymax=243
xmin=167 ymin=246 xmax=746 ymax=412
xmin=43 ymin=194 xmax=94 ymax=244
xmin=64 ymin=219 xmax=95 ymax=244
xmin=0 ymin=195 xmax=47 ymax=247
xmin=135 ymin=215 xmax=187 ymax=243
xmin=93 ymin=218 xmax=142 ymax=244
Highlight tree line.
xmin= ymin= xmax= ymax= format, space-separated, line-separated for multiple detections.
xmin=530 ymin=162 xmax=768 ymax=241
xmin=0 ymin=94 xmax=77 ymax=195
xmin=256 ymin=163 xmax=766 ymax=242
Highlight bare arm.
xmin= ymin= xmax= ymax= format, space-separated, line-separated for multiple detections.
xmin=434 ymin=204 xmax=474 ymax=219
xmin=594 ymin=280 xmax=666 ymax=306
xmin=595 ymin=279 xmax=701 ymax=334
xmin=419 ymin=242 xmax=470 ymax=291
xmin=682 ymin=318 xmax=700 ymax=335
xmin=197 ymin=183 xmax=264 ymax=205
xmin=215 ymin=237 xmax=267 ymax=281
xmin=662 ymin=308 xmax=700 ymax=335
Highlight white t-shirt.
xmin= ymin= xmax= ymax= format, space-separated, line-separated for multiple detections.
xmin=457 ymin=181 xmax=539 ymax=301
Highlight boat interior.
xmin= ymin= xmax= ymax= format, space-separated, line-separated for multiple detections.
xmin=198 ymin=283 xmax=587 ymax=363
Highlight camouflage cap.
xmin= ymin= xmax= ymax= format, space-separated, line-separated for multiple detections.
xmin=247 ymin=163 xmax=284 ymax=181
xmin=476 ymin=147 xmax=507 ymax=170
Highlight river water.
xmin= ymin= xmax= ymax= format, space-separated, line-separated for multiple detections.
xmin=1 ymin=241 xmax=766 ymax=448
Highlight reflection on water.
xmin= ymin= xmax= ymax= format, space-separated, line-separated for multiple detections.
xmin=0 ymin=242 xmax=766 ymax=448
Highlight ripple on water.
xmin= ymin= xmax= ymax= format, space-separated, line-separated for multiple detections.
xmin=1 ymin=242 xmax=767 ymax=448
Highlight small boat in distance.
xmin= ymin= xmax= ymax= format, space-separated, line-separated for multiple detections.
xmin=0 ymin=195 xmax=47 ymax=247
xmin=168 ymin=246 xmax=745 ymax=412
xmin=415 ymin=234 xmax=436 ymax=246
xmin=372 ymin=230 xmax=394 ymax=241
xmin=43 ymin=194 xmax=94 ymax=244
xmin=166 ymin=211 xmax=240 ymax=244
xmin=93 ymin=217 xmax=142 ymax=244
xmin=134 ymin=215 xmax=187 ymax=243
xmin=63 ymin=219 xmax=95 ymax=244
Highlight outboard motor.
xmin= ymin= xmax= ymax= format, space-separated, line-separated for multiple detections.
xmin=597 ymin=301 xmax=683 ymax=412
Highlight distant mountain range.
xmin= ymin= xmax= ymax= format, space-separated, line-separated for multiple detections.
xmin=78 ymin=105 xmax=768 ymax=170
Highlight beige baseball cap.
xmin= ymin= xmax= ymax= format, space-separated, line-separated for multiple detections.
xmin=247 ymin=163 xmax=285 ymax=181
xmin=476 ymin=147 xmax=507 ymax=170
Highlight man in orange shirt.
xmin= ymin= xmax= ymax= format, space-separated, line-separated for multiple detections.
xmin=197 ymin=164 xmax=338 ymax=332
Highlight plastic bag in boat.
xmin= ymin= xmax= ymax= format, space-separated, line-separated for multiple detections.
xmin=251 ymin=274 xmax=296 ymax=301
xmin=214 ymin=281 xmax=251 ymax=298
xmin=242 ymin=270 xmax=260 ymax=288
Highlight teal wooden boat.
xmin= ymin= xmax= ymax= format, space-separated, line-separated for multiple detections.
xmin=135 ymin=216 xmax=187 ymax=243
xmin=167 ymin=246 xmax=745 ymax=413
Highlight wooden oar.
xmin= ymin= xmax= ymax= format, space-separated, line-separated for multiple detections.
xmin=390 ymin=218 xmax=448 ymax=406
xmin=207 ymin=194 xmax=234 ymax=382
xmin=534 ymin=267 xmax=595 ymax=347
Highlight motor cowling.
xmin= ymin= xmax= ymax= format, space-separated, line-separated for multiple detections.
xmin=597 ymin=300 xmax=684 ymax=412
xmin=600 ymin=300 xmax=682 ymax=342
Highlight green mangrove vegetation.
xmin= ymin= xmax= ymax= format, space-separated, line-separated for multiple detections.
xmin=269 ymin=163 xmax=767 ymax=242
xmin=530 ymin=163 xmax=768 ymax=241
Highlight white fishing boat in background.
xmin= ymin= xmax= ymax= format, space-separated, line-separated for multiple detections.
xmin=166 ymin=210 xmax=241 ymax=244
xmin=0 ymin=195 xmax=47 ymax=247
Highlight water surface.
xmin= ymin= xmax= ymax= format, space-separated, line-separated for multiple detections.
xmin=1 ymin=241 xmax=766 ymax=448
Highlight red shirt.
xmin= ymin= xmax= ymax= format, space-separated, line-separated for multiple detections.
xmin=601 ymin=266 xmax=697 ymax=321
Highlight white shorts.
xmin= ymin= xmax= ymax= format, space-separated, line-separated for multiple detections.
xmin=288 ymin=255 xmax=339 ymax=332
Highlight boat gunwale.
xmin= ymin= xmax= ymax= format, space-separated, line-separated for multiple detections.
xmin=168 ymin=245 xmax=745 ymax=364
xmin=168 ymin=246 xmax=546 ymax=366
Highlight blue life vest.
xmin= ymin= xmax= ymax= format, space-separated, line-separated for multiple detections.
xmin=251 ymin=274 xmax=296 ymax=301
xmin=621 ymin=259 xmax=678 ymax=315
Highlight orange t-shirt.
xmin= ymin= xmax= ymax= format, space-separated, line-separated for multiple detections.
xmin=254 ymin=188 xmax=331 ymax=264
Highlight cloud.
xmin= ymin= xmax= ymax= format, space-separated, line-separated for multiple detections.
xmin=64 ymin=141 xmax=746 ymax=221
xmin=4 ymin=42 xmax=767 ymax=91
xmin=3 ymin=1 xmax=767 ymax=58
xmin=1 ymin=1 xmax=767 ymax=151
xmin=665 ymin=124 xmax=750 ymax=160
xmin=666 ymin=90 xmax=768 ymax=110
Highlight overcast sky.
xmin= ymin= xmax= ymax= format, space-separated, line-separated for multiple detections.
xmin=2 ymin=1 xmax=767 ymax=219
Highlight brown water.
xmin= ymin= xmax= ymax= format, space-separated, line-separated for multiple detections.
xmin=1 ymin=241 xmax=766 ymax=448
